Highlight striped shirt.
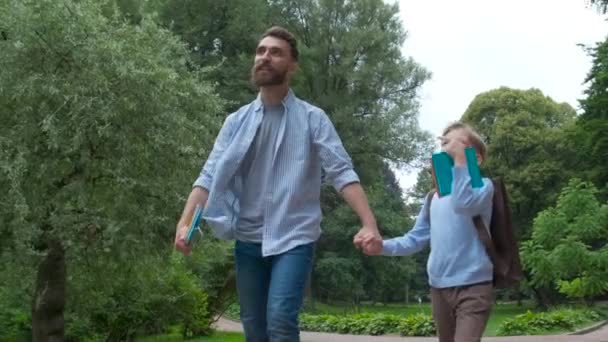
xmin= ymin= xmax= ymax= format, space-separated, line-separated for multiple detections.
xmin=193 ymin=89 xmax=359 ymax=256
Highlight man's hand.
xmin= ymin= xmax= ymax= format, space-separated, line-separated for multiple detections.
xmin=174 ymin=187 xmax=208 ymax=256
xmin=362 ymin=236 xmax=383 ymax=256
xmin=174 ymin=223 xmax=192 ymax=256
xmin=353 ymin=227 xmax=383 ymax=255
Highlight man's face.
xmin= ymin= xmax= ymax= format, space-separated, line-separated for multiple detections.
xmin=251 ymin=36 xmax=297 ymax=87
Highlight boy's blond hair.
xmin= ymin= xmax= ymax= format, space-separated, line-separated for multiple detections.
xmin=442 ymin=122 xmax=487 ymax=160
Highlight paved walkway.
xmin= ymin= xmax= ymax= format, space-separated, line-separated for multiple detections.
xmin=214 ymin=317 xmax=608 ymax=341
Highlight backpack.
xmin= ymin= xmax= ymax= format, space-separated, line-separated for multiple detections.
xmin=425 ymin=178 xmax=523 ymax=289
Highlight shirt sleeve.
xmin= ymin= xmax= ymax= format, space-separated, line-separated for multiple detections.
xmin=193 ymin=114 xmax=235 ymax=191
xmin=311 ymin=110 xmax=359 ymax=191
xmin=381 ymin=198 xmax=431 ymax=256
xmin=449 ymin=165 xmax=494 ymax=217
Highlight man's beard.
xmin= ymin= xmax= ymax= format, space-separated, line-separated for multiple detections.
xmin=251 ymin=63 xmax=287 ymax=87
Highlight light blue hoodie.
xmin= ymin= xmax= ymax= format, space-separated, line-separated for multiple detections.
xmin=381 ymin=165 xmax=494 ymax=288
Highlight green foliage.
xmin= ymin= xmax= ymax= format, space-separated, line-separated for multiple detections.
xmin=0 ymin=307 xmax=32 ymax=341
xmin=0 ymin=0 xmax=223 ymax=255
xmin=0 ymin=0 xmax=223 ymax=336
xmin=182 ymin=237 xmax=236 ymax=321
xmin=496 ymin=308 xmax=603 ymax=336
xmin=397 ymin=313 xmax=437 ymax=337
xmin=574 ymin=36 xmax=608 ymax=199
xmin=137 ymin=331 xmax=244 ymax=342
xmin=0 ymin=254 xmax=35 ymax=341
xmin=521 ymin=179 xmax=608 ymax=303
xmin=299 ymin=312 xmax=435 ymax=336
xmin=63 ymin=252 xmax=213 ymax=340
xmin=156 ymin=0 xmax=269 ymax=108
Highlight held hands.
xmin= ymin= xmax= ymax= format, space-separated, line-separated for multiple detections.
xmin=353 ymin=226 xmax=383 ymax=256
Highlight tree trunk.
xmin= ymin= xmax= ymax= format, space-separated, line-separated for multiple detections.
xmin=32 ymin=239 xmax=66 ymax=342
xmin=530 ymin=286 xmax=551 ymax=310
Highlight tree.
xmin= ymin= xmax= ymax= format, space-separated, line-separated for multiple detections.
xmin=576 ymin=36 xmax=608 ymax=200
xmin=589 ymin=0 xmax=608 ymax=13
xmin=461 ymin=87 xmax=577 ymax=240
xmin=156 ymin=0 xmax=270 ymax=109
xmin=0 ymin=0 xmax=222 ymax=339
xmin=521 ymin=179 xmax=608 ymax=305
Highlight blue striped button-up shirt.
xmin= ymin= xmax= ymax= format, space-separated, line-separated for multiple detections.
xmin=193 ymin=90 xmax=360 ymax=256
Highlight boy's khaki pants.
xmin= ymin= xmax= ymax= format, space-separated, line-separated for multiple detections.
xmin=431 ymin=282 xmax=494 ymax=342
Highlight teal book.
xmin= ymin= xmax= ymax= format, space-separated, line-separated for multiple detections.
xmin=431 ymin=152 xmax=454 ymax=197
xmin=465 ymin=147 xmax=484 ymax=188
xmin=431 ymin=147 xmax=483 ymax=197
xmin=186 ymin=205 xmax=203 ymax=244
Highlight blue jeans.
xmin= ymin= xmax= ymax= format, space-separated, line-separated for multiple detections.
xmin=234 ymin=240 xmax=314 ymax=342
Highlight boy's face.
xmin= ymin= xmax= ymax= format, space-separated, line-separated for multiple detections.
xmin=440 ymin=128 xmax=483 ymax=164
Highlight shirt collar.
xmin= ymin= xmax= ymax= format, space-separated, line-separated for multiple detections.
xmin=253 ymin=88 xmax=296 ymax=112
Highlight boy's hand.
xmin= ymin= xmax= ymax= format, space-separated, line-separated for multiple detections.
xmin=441 ymin=136 xmax=468 ymax=166
xmin=362 ymin=236 xmax=383 ymax=256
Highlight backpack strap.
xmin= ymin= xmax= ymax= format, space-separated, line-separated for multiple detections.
xmin=473 ymin=215 xmax=498 ymax=267
xmin=425 ymin=189 xmax=436 ymax=225
xmin=473 ymin=178 xmax=499 ymax=273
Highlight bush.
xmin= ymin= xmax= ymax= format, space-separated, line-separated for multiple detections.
xmin=0 ymin=257 xmax=34 ymax=341
xmin=497 ymin=308 xmax=602 ymax=336
xmin=178 ymin=277 xmax=213 ymax=337
xmin=397 ymin=313 xmax=437 ymax=336
xmin=0 ymin=307 xmax=32 ymax=341
xmin=64 ymin=252 xmax=213 ymax=341
xmin=299 ymin=312 xmax=435 ymax=336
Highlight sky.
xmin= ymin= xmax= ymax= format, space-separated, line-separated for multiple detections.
xmin=393 ymin=0 xmax=607 ymax=193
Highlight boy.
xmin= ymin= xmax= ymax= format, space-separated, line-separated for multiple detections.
xmin=359 ymin=122 xmax=494 ymax=342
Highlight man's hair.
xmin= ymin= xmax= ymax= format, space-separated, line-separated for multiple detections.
xmin=443 ymin=122 xmax=487 ymax=160
xmin=261 ymin=26 xmax=299 ymax=61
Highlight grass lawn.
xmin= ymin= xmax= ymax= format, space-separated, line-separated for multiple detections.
xmin=137 ymin=331 xmax=244 ymax=342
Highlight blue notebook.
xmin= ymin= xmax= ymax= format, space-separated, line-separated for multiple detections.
xmin=431 ymin=147 xmax=483 ymax=197
xmin=186 ymin=205 xmax=203 ymax=244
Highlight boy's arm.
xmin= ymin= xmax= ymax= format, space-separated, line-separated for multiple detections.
xmin=450 ymin=165 xmax=494 ymax=216
xmin=380 ymin=199 xmax=431 ymax=256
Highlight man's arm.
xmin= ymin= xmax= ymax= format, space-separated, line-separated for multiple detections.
xmin=311 ymin=111 xmax=380 ymax=241
xmin=174 ymin=114 xmax=234 ymax=255
xmin=341 ymin=182 xmax=379 ymax=240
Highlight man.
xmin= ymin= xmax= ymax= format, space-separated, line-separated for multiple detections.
xmin=174 ymin=26 xmax=380 ymax=342
xmin=358 ymin=122 xmax=495 ymax=342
